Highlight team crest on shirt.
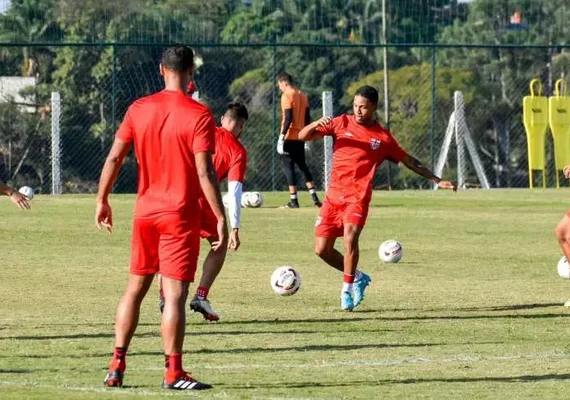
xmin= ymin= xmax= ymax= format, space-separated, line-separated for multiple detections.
xmin=370 ymin=138 xmax=382 ymax=150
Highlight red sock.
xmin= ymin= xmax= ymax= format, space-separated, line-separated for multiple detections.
xmin=343 ymin=273 xmax=355 ymax=283
xmin=196 ymin=286 xmax=209 ymax=299
xmin=167 ymin=353 xmax=183 ymax=373
xmin=113 ymin=346 xmax=127 ymax=361
xmin=164 ymin=355 xmax=169 ymax=369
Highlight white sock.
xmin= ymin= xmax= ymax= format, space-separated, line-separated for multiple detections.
xmin=309 ymin=188 xmax=316 ymax=195
xmin=343 ymin=282 xmax=353 ymax=293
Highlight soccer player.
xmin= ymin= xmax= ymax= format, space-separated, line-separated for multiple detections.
xmin=298 ymin=86 xmax=456 ymax=311
xmin=96 ymin=45 xmax=226 ymax=390
xmin=0 ymin=181 xmax=30 ymax=210
xmin=158 ymin=102 xmax=249 ymax=321
xmin=555 ymin=163 xmax=570 ymax=306
xmin=276 ymin=72 xmax=321 ymax=208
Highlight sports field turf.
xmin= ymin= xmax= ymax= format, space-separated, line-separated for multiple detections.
xmin=2 ymin=190 xmax=570 ymax=399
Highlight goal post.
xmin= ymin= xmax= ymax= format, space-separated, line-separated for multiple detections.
xmin=322 ymin=91 xmax=333 ymax=190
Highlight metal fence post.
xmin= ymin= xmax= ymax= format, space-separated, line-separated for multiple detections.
xmin=430 ymin=43 xmax=437 ymax=174
xmin=271 ymin=35 xmax=277 ymax=191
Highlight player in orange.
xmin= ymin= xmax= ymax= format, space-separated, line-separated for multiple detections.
xmin=276 ymin=72 xmax=321 ymax=208
xmin=96 ymin=45 xmax=226 ymax=390
xmin=158 ymin=102 xmax=249 ymax=321
xmin=0 ymin=181 xmax=30 ymax=209
xmin=298 ymin=86 xmax=456 ymax=311
xmin=555 ymin=163 xmax=570 ymax=306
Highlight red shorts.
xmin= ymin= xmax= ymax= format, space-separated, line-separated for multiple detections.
xmin=130 ymin=214 xmax=200 ymax=282
xmin=198 ymin=198 xmax=218 ymax=240
xmin=315 ymin=197 xmax=370 ymax=238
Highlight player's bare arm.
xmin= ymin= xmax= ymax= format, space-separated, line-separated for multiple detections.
xmin=0 ymin=181 xmax=31 ymax=210
xmin=196 ymin=151 xmax=228 ymax=251
xmin=402 ymin=154 xmax=457 ymax=191
xmin=95 ymin=139 xmax=132 ymax=233
xmin=298 ymin=116 xmax=331 ymax=141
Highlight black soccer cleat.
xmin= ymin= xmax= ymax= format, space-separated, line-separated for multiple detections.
xmin=162 ymin=371 xmax=213 ymax=391
xmin=104 ymin=368 xmax=124 ymax=388
xmin=282 ymin=201 xmax=300 ymax=209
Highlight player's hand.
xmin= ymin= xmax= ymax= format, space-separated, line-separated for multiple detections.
xmin=211 ymin=218 xmax=228 ymax=251
xmin=564 ymin=164 xmax=570 ymax=179
xmin=316 ymin=116 xmax=332 ymax=128
xmin=95 ymin=201 xmax=113 ymax=234
xmin=438 ymin=180 xmax=457 ymax=192
xmin=277 ymin=134 xmax=287 ymax=155
xmin=9 ymin=191 xmax=30 ymax=210
xmin=228 ymin=228 xmax=240 ymax=251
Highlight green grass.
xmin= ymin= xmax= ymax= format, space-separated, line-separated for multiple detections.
xmin=2 ymin=189 xmax=570 ymax=399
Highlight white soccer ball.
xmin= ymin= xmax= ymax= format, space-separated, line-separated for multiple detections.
xmin=271 ymin=266 xmax=301 ymax=296
xmin=18 ymin=186 xmax=34 ymax=200
xmin=245 ymin=191 xmax=263 ymax=208
xmin=241 ymin=192 xmax=249 ymax=208
xmin=222 ymin=193 xmax=229 ymax=208
xmin=379 ymin=240 xmax=403 ymax=263
xmin=558 ymin=256 xmax=570 ymax=279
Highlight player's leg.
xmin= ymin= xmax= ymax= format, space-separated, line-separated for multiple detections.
xmin=315 ymin=236 xmax=343 ymax=272
xmin=292 ymin=142 xmax=321 ymax=207
xmin=555 ymin=213 xmax=570 ymax=306
xmin=190 ymin=236 xmax=226 ymax=321
xmin=157 ymin=273 xmax=165 ymax=313
xmin=105 ymin=219 xmax=159 ymax=387
xmin=339 ymin=223 xmax=363 ymax=311
xmin=158 ymin=215 xmax=212 ymax=390
xmin=280 ymin=143 xmax=299 ymax=208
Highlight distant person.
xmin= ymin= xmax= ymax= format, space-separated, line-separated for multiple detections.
xmin=298 ymin=86 xmax=456 ymax=311
xmin=96 ymin=45 xmax=225 ymax=391
xmin=276 ymin=72 xmax=321 ymax=208
xmin=1 ymin=181 xmax=30 ymax=210
xmin=555 ymin=163 xmax=570 ymax=306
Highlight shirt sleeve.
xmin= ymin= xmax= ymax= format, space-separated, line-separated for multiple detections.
xmin=192 ymin=111 xmax=216 ymax=154
xmin=386 ymin=133 xmax=407 ymax=164
xmin=315 ymin=116 xmax=341 ymax=137
xmin=227 ymin=146 xmax=247 ymax=182
xmin=227 ymin=181 xmax=243 ymax=229
xmin=115 ymin=107 xmax=134 ymax=143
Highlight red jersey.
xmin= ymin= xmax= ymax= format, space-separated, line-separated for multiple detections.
xmin=316 ymin=114 xmax=406 ymax=203
xmin=116 ymin=90 xmax=216 ymax=219
xmin=213 ymin=127 xmax=247 ymax=183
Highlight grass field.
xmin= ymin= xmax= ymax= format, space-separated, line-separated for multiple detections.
xmin=2 ymin=190 xmax=570 ymax=399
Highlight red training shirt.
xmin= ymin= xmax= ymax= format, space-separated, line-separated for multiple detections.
xmin=212 ymin=127 xmax=247 ymax=183
xmin=316 ymin=114 xmax=406 ymax=203
xmin=116 ymin=90 xmax=216 ymax=219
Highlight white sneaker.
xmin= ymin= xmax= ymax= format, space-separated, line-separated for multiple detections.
xmin=189 ymin=296 xmax=220 ymax=321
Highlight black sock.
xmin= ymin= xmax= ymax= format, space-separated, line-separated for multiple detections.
xmin=309 ymin=188 xmax=319 ymax=202
xmin=290 ymin=193 xmax=299 ymax=205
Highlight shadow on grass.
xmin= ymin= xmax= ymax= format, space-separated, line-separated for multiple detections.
xmin=0 ymin=368 xmax=33 ymax=373
xmin=383 ymin=302 xmax=562 ymax=313
xmin=221 ymin=373 xmax=570 ymax=389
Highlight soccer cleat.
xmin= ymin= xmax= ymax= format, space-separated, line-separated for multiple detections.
xmin=282 ymin=201 xmax=300 ymax=209
xmin=314 ymin=200 xmax=323 ymax=208
xmin=162 ymin=370 xmax=213 ymax=391
xmin=353 ymin=272 xmax=371 ymax=307
xmin=340 ymin=290 xmax=354 ymax=311
xmin=159 ymin=293 xmax=165 ymax=314
xmin=190 ymin=295 xmax=220 ymax=321
xmin=104 ymin=360 xmax=125 ymax=387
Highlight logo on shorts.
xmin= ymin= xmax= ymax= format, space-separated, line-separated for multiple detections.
xmin=370 ymin=138 xmax=381 ymax=150
xmin=315 ymin=217 xmax=322 ymax=227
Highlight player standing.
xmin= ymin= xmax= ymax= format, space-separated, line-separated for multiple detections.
xmin=96 ymin=45 xmax=226 ymax=390
xmin=0 ymin=181 xmax=30 ymax=209
xmin=276 ymin=72 xmax=321 ymax=208
xmin=159 ymin=103 xmax=249 ymax=321
xmin=555 ymin=164 xmax=570 ymax=306
xmin=298 ymin=86 xmax=456 ymax=311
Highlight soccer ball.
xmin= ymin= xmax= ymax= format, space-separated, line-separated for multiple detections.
xmin=270 ymin=266 xmax=301 ymax=296
xmin=244 ymin=191 xmax=263 ymax=208
xmin=18 ymin=186 xmax=34 ymax=200
xmin=379 ymin=240 xmax=403 ymax=263
xmin=222 ymin=193 xmax=229 ymax=208
xmin=558 ymin=256 xmax=570 ymax=279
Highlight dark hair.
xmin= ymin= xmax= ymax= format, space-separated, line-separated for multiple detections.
xmin=161 ymin=45 xmax=194 ymax=72
xmin=354 ymin=85 xmax=379 ymax=106
xmin=277 ymin=72 xmax=293 ymax=85
xmin=225 ymin=102 xmax=249 ymax=121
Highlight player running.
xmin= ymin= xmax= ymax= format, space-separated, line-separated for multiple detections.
xmin=0 ymin=181 xmax=30 ymax=210
xmin=96 ymin=45 xmax=226 ymax=390
xmin=276 ymin=72 xmax=322 ymax=208
xmin=158 ymin=102 xmax=249 ymax=321
xmin=555 ymin=164 xmax=570 ymax=306
xmin=298 ymin=85 xmax=456 ymax=311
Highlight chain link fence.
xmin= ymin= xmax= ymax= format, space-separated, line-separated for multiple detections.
xmin=0 ymin=43 xmax=569 ymax=193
